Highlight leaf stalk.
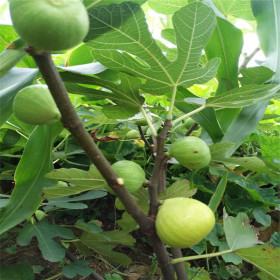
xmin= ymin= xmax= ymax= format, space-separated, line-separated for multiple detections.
xmin=140 ymin=106 xmax=157 ymax=136
xmin=172 ymin=249 xmax=233 ymax=264
xmin=166 ymin=86 xmax=178 ymax=120
xmin=172 ymin=104 xmax=206 ymax=125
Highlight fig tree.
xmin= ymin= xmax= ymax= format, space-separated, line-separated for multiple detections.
xmin=155 ymin=197 xmax=215 ymax=248
xmin=13 ymin=85 xmax=61 ymax=125
xmin=9 ymin=0 xmax=89 ymax=51
xmin=169 ymin=136 xmax=211 ymax=169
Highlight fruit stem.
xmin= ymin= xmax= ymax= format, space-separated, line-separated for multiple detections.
xmin=171 ymin=249 xmax=233 ymax=264
xmin=140 ymin=106 xmax=157 ymax=136
xmin=172 ymin=104 xmax=206 ymax=125
xmin=166 ymin=85 xmax=177 ymax=120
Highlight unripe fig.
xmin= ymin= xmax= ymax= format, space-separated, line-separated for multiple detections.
xmin=56 ymin=181 xmax=68 ymax=188
xmin=169 ymin=136 xmax=211 ymax=170
xmin=106 ymin=160 xmax=146 ymax=194
xmin=126 ymin=130 xmax=141 ymax=139
xmin=134 ymin=139 xmax=145 ymax=148
xmin=9 ymin=0 xmax=89 ymax=51
xmin=27 ymin=210 xmax=47 ymax=224
xmin=173 ymin=124 xmax=185 ymax=134
xmin=184 ymin=118 xmax=195 ymax=129
xmin=155 ymin=197 xmax=215 ymax=248
xmin=134 ymin=119 xmax=148 ymax=126
xmin=13 ymin=85 xmax=61 ymax=125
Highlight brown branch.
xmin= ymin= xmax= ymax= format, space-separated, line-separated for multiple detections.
xmin=150 ymin=234 xmax=176 ymax=279
xmin=148 ymin=120 xmax=172 ymax=217
xmin=185 ymin=122 xmax=198 ymax=136
xmin=29 ymin=49 xmax=175 ymax=280
xmin=171 ymin=248 xmax=188 ymax=280
xmin=157 ymin=164 xmax=167 ymax=194
xmin=138 ymin=125 xmax=155 ymax=158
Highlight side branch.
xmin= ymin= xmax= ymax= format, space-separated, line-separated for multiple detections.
xmin=148 ymin=120 xmax=172 ymax=216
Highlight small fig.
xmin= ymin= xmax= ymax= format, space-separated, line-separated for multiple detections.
xmin=134 ymin=139 xmax=145 ymax=148
xmin=9 ymin=0 xmax=89 ymax=51
xmin=169 ymin=136 xmax=211 ymax=170
xmin=13 ymin=85 xmax=61 ymax=125
xmin=126 ymin=130 xmax=141 ymax=139
xmin=56 ymin=181 xmax=68 ymax=188
xmin=184 ymin=118 xmax=195 ymax=129
xmin=134 ymin=119 xmax=148 ymax=126
xmin=27 ymin=210 xmax=47 ymax=224
xmin=155 ymin=197 xmax=215 ymax=248
xmin=106 ymin=160 xmax=146 ymax=194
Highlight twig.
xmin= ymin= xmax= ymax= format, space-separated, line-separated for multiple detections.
xmin=138 ymin=125 xmax=155 ymax=158
xmin=185 ymin=122 xmax=198 ymax=136
xmin=148 ymin=120 xmax=172 ymax=217
xmin=28 ymin=48 xmax=175 ymax=280
xmin=239 ymin=47 xmax=260 ymax=69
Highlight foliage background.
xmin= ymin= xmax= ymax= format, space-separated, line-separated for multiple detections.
xmin=0 ymin=0 xmax=279 ymax=279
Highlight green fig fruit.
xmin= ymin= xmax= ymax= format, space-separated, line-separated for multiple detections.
xmin=134 ymin=139 xmax=145 ymax=148
xmin=169 ymin=136 xmax=211 ymax=170
xmin=134 ymin=119 xmax=148 ymax=126
xmin=126 ymin=130 xmax=141 ymax=139
xmin=9 ymin=0 xmax=89 ymax=51
xmin=155 ymin=197 xmax=215 ymax=248
xmin=184 ymin=118 xmax=196 ymax=129
xmin=13 ymin=85 xmax=61 ymax=125
xmin=106 ymin=160 xmax=146 ymax=194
